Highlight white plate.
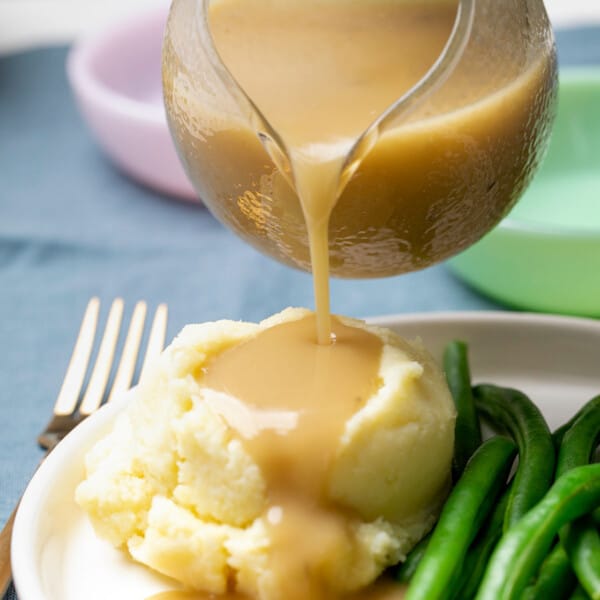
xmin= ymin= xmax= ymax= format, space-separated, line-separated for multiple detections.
xmin=12 ymin=312 xmax=600 ymax=600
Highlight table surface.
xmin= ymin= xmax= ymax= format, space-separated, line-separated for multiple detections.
xmin=1 ymin=24 xmax=599 ymax=600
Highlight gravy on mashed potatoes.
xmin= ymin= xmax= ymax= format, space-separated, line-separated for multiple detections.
xmin=76 ymin=309 xmax=455 ymax=599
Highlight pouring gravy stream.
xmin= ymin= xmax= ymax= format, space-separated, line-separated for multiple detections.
xmin=209 ymin=0 xmax=458 ymax=344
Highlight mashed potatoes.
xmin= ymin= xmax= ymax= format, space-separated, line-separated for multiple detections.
xmin=76 ymin=308 xmax=455 ymax=598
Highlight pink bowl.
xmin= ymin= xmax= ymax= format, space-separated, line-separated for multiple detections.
xmin=67 ymin=4 xmax=198 ymax=201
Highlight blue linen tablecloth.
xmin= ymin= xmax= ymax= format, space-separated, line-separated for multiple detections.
xmin=0 ymin=26 xmax=597 ymax=600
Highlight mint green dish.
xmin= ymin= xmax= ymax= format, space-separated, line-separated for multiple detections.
xmin=450 ymin=68 xmax=600 ymax=317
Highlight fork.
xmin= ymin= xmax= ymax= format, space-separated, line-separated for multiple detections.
xmin=0 ymin=297 xmax=168 ymax=596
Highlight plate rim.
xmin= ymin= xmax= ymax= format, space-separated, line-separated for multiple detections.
xmin=365 ymin=309 xmax=600 ymax=332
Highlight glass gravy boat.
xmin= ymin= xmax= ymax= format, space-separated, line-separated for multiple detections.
xmin=163 ymin=0 xmax=557 ymax=280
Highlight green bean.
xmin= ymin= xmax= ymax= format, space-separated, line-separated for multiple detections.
xmin=562 ymin=516 xmax=600 ymax=600
xmin=522 ymin=543 xmax=577 ymax=600
xmin=554 ymin=424 xmax=573 ymax=451
xmin=553 ymin=396 xmax=600 ymax=451
xmin=556 ymin=397 xmax=600 ymax=599
xmin=474 ymin=384 xmax=555 ymax=530
xmin=556 ymin=396 xmax=600 ymax=478
xmin=475 ymin=464 xmax=600 ymax=600
xmin=451 ymin=484 xmax=511 ymax=599
xmin=443 ymin=340 xmax=482 ymax=480
xmin=570 ymin=585 xmax=592 ymax=600
xmin=394 ymin=532 xmax=431 ymax=583
xmin=405 ymin=437 xmax=516 ymax=600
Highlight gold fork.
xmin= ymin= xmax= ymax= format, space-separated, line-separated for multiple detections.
xmin=0 ymin=297 xmax=168 ymax=595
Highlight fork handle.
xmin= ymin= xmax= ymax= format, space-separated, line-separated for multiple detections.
xmin=0 ymin=505 xmax=17 ymax=596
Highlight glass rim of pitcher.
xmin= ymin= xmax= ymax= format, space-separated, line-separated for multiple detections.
xmin=194 ymin=0 xmax=475 ymax=178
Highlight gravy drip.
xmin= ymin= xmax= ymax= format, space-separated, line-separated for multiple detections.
xmin=201 ymin=315 xmax=383 ymax=599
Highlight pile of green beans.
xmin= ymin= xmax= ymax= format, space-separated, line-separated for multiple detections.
xmin=397 ymin=341 xmax=600 ymax=600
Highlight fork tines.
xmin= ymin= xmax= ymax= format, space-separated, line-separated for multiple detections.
xmin=37 ymin=298 xmax=168 ymax=451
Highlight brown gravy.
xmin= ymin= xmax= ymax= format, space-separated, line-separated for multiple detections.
xmin=202 ymin=314 xmax=382 ymax=598
xmin=202 ymin=315 xmax=382 ymax=498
